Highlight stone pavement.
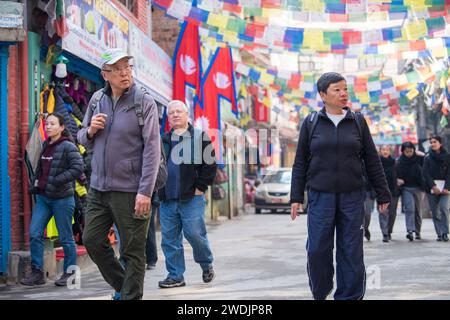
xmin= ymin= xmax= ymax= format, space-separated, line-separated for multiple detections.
xmin=1 ymin=208 xmax=449 ymax=300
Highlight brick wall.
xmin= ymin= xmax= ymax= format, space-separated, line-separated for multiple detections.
xmin=151 ymin=6 xmax=180 ymax=58
xmin=7 ymin=45 xmax=24 ymax=251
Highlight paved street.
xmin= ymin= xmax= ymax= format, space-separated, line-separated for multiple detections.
xmin=1 ymin=208 xmax=450 ymax=300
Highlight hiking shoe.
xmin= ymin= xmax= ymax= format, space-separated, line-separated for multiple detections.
xmin=55 ymin=272 xmax=75 ymax=287
xmin=158 ymin=277 xmax=185 ymax=288
xmin=111 ymin=291 xmax=121 ymax=300
xmin=415 ymin=233 xmax=421 ymax=240
xmin=437 ymin=236 xmax=443 ymax=242
xmin=20 ymin=267 xmax=45 ymax=286
xmin=364 ymin=230 xmax=371 ymax=241
xmin=443 ymin=234 xmax=449 ymax=242
xmin=406 ymin=232 xmax=414 ymax=241
xmin=202 ymin=266 xmax=215 ymax=283
xmin=146 ymin=263 xmax=156 ymax=270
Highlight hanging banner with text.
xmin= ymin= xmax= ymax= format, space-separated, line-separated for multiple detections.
xmin=129 ymin=23 xmax=172 ymax=104
xmin=62 ymin=0 xmax=129 ymax=68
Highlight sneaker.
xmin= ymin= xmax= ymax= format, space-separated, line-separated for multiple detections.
xmin=55 ymin=272 xmax=74 ymax=287
xmin=415 ymin=233 xmax=421 ymax=240
xmin=406 ymin=232 xmax=414 ymax=241
xmin=20 ymin=267 xmax=46 ymax=286
xmin=443 ymin=234 xmax=449 ymax=242
xmin=437 ymin=236 xmax=443 ymax=242
xmin=202 ymin=266 xmax=215 ymax=283
xmin=382 ymin=235 xmax=389 ymax=242
xmin=111 ymin=291 xmax=121 ymax=300
xmin=364 ymin=229 xmax=371 ymax=241
xmin=158 ymin=277 xmax=186 ymax=288
xmin=146 ymin=263 xmax=156 ymax=270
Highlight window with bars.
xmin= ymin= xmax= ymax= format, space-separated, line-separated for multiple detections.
xmin=118 ymin=0 xmax=136 ymax=15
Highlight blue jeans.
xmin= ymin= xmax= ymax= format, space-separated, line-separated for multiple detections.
xmin=160 ymin=195 xmax=213 ymax=281
xmin=427 ymin=194 xmax=449 ymax=237
xmin=401 ymin=187 xmax=423 ymax=234
xmin=30 ymin=195 xmax=76 ymax=272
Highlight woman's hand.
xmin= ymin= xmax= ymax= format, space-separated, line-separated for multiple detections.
xmin=397 ymin=178 xmax=404 ymax=186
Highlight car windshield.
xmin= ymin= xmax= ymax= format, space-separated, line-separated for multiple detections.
xmin=263 ymin=171 xmax=291 ymax=184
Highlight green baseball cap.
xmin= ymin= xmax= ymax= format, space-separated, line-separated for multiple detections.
xmin=101 ymin=48 xmax=133 ymax=69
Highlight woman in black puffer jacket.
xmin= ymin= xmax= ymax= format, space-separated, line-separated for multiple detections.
xmin=21 ymin=113 xmax=83 ymax=287
xmin=422 ymin=135 xmax=450 ymax=242
xmin=397 ymin=141 xmax=426 ymax=241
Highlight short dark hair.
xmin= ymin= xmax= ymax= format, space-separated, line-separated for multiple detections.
xmin=401 ymin=141 xmax=415 ymax=152
xmin=430 ymin=135 xmax=442 ymax=144
xmin=317 ymin=72 xmax=346 ymax=94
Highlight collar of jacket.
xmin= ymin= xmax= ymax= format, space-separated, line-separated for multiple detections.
xmin=166 ymin=123 xmax=195 ymax=140
xmin=319 ymin=106 xmax=354 ymax=120
xmin=101 ymin=81 xmax=136 ymax=99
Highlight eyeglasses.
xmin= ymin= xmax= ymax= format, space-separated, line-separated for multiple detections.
xmin=103 ymin=65 xmax=133 ymax=75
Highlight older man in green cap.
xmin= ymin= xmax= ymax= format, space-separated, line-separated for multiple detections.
xmin=78 ymin=48 xmax=161 ymax=300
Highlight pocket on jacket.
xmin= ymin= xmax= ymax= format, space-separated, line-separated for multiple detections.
xmin=112 ymin=159 xmax=135 ymax=185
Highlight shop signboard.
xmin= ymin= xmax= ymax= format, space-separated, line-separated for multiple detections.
xmin=0 ymin=2 xmax=24 ymax=28
xmin=129 ymin=23 xmax=172 ymax=104
xmin=62 ymin=0 xmax=129 ymax=68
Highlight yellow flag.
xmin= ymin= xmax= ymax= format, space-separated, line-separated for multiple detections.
xmin=402 ymin=20 xmax=427 ymax=40
xmin=406 ymin=88 xmax=420 ymax=100
xmin=207 ymin=13 xmax=228 ymax=29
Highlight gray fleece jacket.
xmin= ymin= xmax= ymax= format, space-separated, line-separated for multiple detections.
xmin=77 ymin=82 xmax=160 ymax=197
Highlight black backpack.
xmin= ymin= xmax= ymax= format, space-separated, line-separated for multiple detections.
xmin=133 ymin=87 xmax=168 ymax=191
xmin=91 ymin=87 xmax=168 ymax=191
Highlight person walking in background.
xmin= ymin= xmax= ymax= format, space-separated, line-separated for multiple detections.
xmin=397 ymin=142 xmax=425 ymax=241
xmin=78 ymin=49 xmax=161 ymax=300
xmin=290 ymin=72 xmax=390 ymax=300
xmin=363 ymin=178 xmax=376 ymax=241
xmin=21 ymin=113 xmax=83 ymax=287
xmin=158 ymin=100 xmax=217 ymax=289
xmin=422 ymin=136 xmax=450 ymax=242
xmin=378 ymin=145 xmax=400 ymax=242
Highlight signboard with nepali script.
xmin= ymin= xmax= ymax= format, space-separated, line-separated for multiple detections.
xmin=0 ymin=2 xmax=24 ymax=28
xmin=129 ymin=23 xmax=172 ymax=104
xmin=62 ymin=0 xmax=129 ymax=68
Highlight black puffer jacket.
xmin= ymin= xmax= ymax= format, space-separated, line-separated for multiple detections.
xmin=422 ymin=148 xmax=450 ymax=192
xmin=397 ymin=153 xmax=425 ymax=190
xmin=33 ymin=137 xmax=84 ymax=199
xmin=290 ymin=107 xmax=390 ymax=205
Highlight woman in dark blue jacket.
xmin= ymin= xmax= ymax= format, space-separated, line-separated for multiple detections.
xmin=422 ymin=135 xmax=450 ymax=242
xmin=21 ymin=113 xmax=83 ymax=287
xmin=290 ymin=72 xmax=390 ymax=300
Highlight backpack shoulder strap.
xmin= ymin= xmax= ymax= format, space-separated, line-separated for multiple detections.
xmin=307 ymin=111 xmax=319 ymax=147
xmin=134 ymin=86 xmax=148 ymax=129
xmin=90 ymin=90 xmax=104 ymax=114
xmin=352 ymin=111 xmax=364 ymax=139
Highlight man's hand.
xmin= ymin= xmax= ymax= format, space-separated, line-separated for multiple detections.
xmin=88 ymin=113 xmax=107 ymax=137
xmin=397 ymin=178 xmax=405 ymax=186
xmin=195 ymin=189 xmax=204 ymax=195
xmin=442 ymin=189 xmax=449 ymax=195
xmin=290 ymin=203 xmax=303 ymax=221
xmin=378 ymin=202 xmax=389 ymax=213
xmin=135 ymin=193 xmax=151 ymax=216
